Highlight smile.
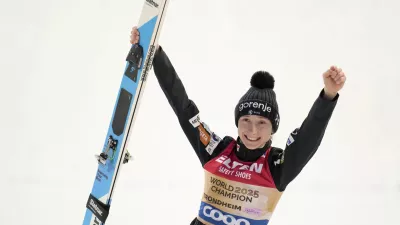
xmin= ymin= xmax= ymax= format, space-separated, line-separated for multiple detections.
xmin=245 ymin=135 xmax=260 ymax=142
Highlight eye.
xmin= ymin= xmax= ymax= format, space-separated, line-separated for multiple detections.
xmin=241 ymin=117 xmax=250 ymax=122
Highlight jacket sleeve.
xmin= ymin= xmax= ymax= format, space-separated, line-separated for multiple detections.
xmin=151 ymin=45 xmax=232 ymax=166
xmin=268 ymin=89 xmax=339 ymax=191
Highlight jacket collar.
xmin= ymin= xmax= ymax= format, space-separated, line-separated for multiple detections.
xmin=234 ymin=137 xmax=271 ymax=162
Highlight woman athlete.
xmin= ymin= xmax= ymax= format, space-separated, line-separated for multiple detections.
xmin=130 ymin=26 xmax=346 ymax=225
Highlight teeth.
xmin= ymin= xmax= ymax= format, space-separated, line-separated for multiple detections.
xmin=246 ymin=136 xmax=258 ymax=141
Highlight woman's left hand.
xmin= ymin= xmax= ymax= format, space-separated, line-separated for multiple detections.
xmin=323 ymin=65 xmax=346 ymax=98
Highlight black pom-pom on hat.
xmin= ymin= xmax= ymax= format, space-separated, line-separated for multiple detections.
xmin=234 ymin=70 xmax=280 ymax=133
xmin=250 ymin=71 xmax=275 ymax=89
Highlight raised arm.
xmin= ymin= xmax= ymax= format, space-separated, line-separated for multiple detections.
xmin=269 ymin=89 xmax=339 ymax=191
xmin=268 ymin=66 xmax=346 ymax=191
xmin=150 ymin=45 xmax=232 ymax=166
xmin=151 ymin=46 xmax=191 ymax=118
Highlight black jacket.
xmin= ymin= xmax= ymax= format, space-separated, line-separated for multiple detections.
xmin=152 ymin=45 xmax=338 ymax=224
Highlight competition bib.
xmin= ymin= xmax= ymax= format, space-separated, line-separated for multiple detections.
xmin=197 ymin=141 xmax=283 ymax=225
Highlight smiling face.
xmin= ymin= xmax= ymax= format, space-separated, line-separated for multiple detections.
xmin=237 ymin=115 xmax=273 ymax=150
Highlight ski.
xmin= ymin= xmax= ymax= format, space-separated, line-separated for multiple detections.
xmin=82 ymin=0 xmax=170 ymax=224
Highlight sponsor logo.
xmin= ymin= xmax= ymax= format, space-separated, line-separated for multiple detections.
xmin=202 ymin=205 xmax=250 ymax=225
xmin=93 ymin=217 xmax=100 ymax=225
xmin=206 ymin=132 xmax=221 ymax=155
xmin=141 ymin=45 xmax=156 ymax=81
xmin=216 ymin=155 xmax=263 ymax=174
xmin=89 ymin=199 xmax=103 ymax=217
xmin=275 ymin=114 xmax=280 ymax=126
xmin=95 ymin=169 xmax=109 ymax=182
xmin=238 ymin=101 xmax=271 ymax=113
xmin=86 ymin=194 xmax=109 ymax=224
xmin=243 ymin=208 xmax=263 ymax=216
xmin=286 ymin=134 xmax=294 ymax=146
xmin=198 ymin=125 xmax=211 ymax=146
xmin=202 ymin=122 xmax=212 ymax=133
xmin=189 ymin=113 xmax=201 ymax=127
xmin=145 ymin=0 xmax=159 ymax=8
xmin=274 ymin=152 xmax=285 ymax=166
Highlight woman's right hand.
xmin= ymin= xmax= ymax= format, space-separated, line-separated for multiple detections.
xmin=129 ymin=25 xmax=160 ymax=51
xmin=130 ymin=26 xmax=140 ymax=44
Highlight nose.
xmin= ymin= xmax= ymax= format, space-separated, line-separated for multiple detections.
xmin=249 ymin=123 xmax=257 ymax=134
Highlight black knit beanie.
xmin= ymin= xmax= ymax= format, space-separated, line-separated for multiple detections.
xmin=234 ymin=71 xmax=280 ymax=133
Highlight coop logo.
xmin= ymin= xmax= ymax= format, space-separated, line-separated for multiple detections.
xmin=238 ymin=101 xmax=271 ymax=113
xmin=146 ymin=0 xmax=159 ymax=8
xmin=202 ymin=205 xmax=250 ymax=225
